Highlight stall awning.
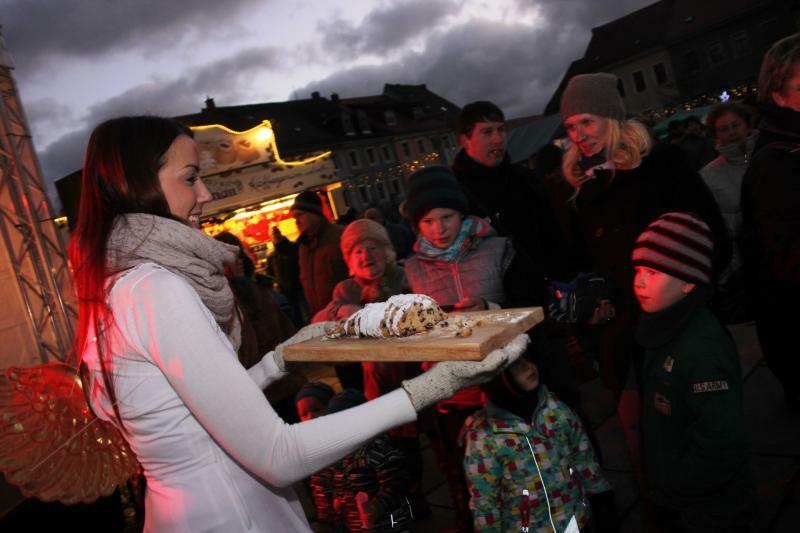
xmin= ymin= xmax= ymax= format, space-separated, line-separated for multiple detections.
xmin=506 ymin=113 xmax=563 ymax=164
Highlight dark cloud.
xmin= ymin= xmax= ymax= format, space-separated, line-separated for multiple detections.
xmin=36 ymin=46 xmax=282 ymax=191
xmin=516 ymin=0 xmax=659 ymax=30
xmin=299 ymin=0 xmax=655 ymax=117
xmin=298 ymin=18 xmax=582 ymax=118
xmin=319 ymin=0 xmax=456 ymax=58
xmin=24 ymin=97 xmax=74 ymax=133
xmin=1 ymin=0 xmax=263 ymax=75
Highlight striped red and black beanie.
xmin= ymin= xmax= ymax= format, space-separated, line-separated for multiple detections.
xmin=632 ymin=212 xmax=714 ymax=285
xmin=403 ymin=166 xmax=468 ymax=225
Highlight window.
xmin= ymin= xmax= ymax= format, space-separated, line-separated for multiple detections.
xmin=617 ymin=77 xmax=626 ymax=97
xmin=730 ymin=30 xmax=750 ymax=58
xmin=384 ymin=110 xmax=398 ymax=126
xmin=357 ymin=109 xmax=371 ymax=134
xmin=401 ymin=142 xmax=411 ymax=158
xmin=441 ymin=135 xmax=451 ymax=149
xmin=417 ymin=139 xmax=426 ymax=153
xmin=412 ymin=106 xmax=424 ymax=119
xmin=633 ymin=70 xmax=646 ymax=93
xmin=366 ymin=147 xmax=376 ymax=165
xmin=390 ymin=179 xmax=401 ymax=195
xmin=653 ymin=63 xmax=668 ymax=85
xmin=380 ymin=144 xmax=393 ymax=163
xmin=359 ymin=185 xmax=370 ymax=203
xmin=376 ymin=182 xmax=386 ymax=200
xmin=348 ymin=150 xmax=360 ymax=168
xmin=332 ymin=153 xmax=343 ymax=172
xmin=341 ymin=113 xmax=355 ymax=136
xmin=706 ymin=40 xmax=726 ymax=66
xmin=684 ymin=50 xmax=701 ymax=73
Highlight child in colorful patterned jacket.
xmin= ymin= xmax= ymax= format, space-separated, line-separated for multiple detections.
xmin=462 ymin=350 xmax=616 ymax=532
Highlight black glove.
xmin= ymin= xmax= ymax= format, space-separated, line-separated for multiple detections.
xmin=547 ymin=272 xmax=613 ymax=324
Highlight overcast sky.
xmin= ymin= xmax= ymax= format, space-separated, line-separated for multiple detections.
xmin=1 ymin=0 xmax=655 ymax=207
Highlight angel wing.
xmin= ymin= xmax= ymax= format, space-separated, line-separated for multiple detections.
xmin=0 ymin=362 xmax=138 ymax=505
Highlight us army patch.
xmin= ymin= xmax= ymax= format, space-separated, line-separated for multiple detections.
xmin=654 ymin=392 xmax=671 ymax=415
xmin=662 ymin=356 xmax=675 ymax=373
xmin=692 ymin=381 xmax=729 ymax=393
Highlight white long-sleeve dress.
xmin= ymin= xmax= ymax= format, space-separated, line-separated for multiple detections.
xmin=82 ymin=263 xmax=417 ymax=532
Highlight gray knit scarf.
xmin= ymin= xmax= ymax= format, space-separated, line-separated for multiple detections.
xmin=105 ymin=213 xmax=242 ymax=350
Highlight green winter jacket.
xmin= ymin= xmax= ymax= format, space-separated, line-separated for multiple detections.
xmin=642 ymin=304 xmax=755 ymax=521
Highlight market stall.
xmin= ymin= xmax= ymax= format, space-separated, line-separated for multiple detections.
xmin=191 ymin=120 xmax=341 ymax=270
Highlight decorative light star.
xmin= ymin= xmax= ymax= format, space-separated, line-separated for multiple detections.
xmin=720 ymin=91 xmax=730 ymax=102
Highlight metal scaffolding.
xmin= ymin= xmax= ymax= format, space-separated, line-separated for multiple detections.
xmin=0 ymin=30 xmax=76 ymax=367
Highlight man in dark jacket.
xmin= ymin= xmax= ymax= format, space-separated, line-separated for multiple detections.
xmin=291 ymin=190 xmax=359 ymax=390
xmin=741 ymin=33 xmax=800 ymax=411
xmin=451 ymin=101 xmax=583 ymax=413
xmin=291 ymin=190 xmax=348 ymax=317
xmin=451 ymin=101 xmax=570 ymax=306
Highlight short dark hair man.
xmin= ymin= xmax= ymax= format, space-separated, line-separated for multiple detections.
xmin=452 ymin=101 xmax=569 ymax=305
xmin=290 ymin=191 xmax=348 ymax=316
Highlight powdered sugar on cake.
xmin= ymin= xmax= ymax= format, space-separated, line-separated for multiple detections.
xmin=337 ymin=294 xmax=448 ymax=338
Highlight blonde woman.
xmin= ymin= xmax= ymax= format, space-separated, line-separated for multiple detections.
xmin=558 ymin=74 xmax=730 ymax=489
xmin=559 ymin=73 xmax=729 ymax=393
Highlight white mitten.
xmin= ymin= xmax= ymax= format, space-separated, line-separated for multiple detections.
xmin=401 ymin=333 xmax=529 ymax=411
xmin=272 ymin=321 xmax=334 ymax=371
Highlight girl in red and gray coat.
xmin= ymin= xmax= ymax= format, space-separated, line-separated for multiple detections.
xmin=402 ymin=165 xmax=517 ymax=532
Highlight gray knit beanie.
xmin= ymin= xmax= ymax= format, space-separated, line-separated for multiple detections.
xmin=561 ymin=73 xmax=626 ymax=121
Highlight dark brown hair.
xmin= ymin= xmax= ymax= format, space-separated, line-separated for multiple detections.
xmin=704 ymin=103 xmax=753 ymax=140
xmin=70 ymin=116 xmax=192 ymax=424
xmin=456 ymin=101 xmax=505 ymax=137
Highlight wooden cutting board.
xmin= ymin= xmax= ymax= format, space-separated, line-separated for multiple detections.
xmin=283 ymin=307 xmax=544 ymax=362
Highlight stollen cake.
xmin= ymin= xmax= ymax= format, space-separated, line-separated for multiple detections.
xmin=341 ymin=294 xmax=448 ymax=338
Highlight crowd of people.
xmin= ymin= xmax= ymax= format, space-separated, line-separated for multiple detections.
xmin=63 ymin=32 xmax=800 ymax=533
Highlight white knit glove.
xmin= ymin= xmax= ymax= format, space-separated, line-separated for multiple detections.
xmin=272 ymin=322 xmax=334 ymax=371
xmin=401 ymin=333 xmax=530 ymax=411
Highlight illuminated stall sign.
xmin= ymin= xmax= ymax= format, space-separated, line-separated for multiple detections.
xmin=191 ymin=120 xmax=336 ymax=215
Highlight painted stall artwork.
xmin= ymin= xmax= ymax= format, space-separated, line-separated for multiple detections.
xmin=191 ymin=121 xmax=337 ymax=216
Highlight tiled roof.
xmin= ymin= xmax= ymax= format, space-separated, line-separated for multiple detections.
xmin=176 ymin=84 xmax=461 ymax=153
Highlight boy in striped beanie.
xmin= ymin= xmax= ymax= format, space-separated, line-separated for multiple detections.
xmin=632 ymin=211 xmax=713 ymax=313
xmin=632 ymin=212 xmax=755 ymax=531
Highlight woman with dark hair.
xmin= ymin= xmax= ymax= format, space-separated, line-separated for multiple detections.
xmin=72 ymin=115 xmax=528 ymax=532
